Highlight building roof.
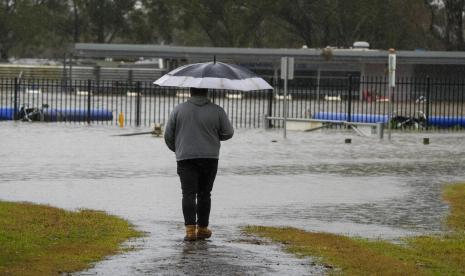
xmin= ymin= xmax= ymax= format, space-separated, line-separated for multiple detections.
xmin=73 ymin=43 xmax=465 ymax=65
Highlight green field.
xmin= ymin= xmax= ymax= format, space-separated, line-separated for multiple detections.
xmin=0 ymin=201 xmax=142 ymax=275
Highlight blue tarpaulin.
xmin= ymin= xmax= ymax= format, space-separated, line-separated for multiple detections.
xmin=0 ymin=107 xmax=113 ymax=121
xmin=313 ymin=112 xmax=465 ymax=128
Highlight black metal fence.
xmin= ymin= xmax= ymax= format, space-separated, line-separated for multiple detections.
xmin=1 ymin=76 xmax=465 ymax=130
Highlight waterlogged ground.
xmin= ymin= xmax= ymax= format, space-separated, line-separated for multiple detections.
xmin=1 ymin=122 xmax=465 ymax=275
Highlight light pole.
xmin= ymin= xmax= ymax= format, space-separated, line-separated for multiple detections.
xmin=388 ymin=48 xmax=396 ymax=141
xmin=281 ymin=56 xmax=294 ymax=139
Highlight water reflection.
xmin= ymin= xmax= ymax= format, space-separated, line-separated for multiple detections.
xmin=223 ymin=160 xmax=465 ymax=177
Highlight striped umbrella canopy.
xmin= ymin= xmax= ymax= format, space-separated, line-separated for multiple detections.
xmin=154 ymin=61 xmax=273 ymax=91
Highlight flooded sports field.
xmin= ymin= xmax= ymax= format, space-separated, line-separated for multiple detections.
xmin=1 ymin=122 xmax=465 ymax=275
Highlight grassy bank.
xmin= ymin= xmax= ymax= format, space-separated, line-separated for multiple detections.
xmin=245 ymin=183 xmax=465 ymax=275
xmin=0 ymin=201 xmax=142 ymax=275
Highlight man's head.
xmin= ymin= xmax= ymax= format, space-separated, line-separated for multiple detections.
xmin=190 ymin=88 xmax=208 ymax=97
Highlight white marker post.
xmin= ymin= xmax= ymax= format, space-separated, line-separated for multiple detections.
xmin=281 ymin=57 xmax=294 ymax=139
xmin=388 ymin=48 xmax=396 ymax=141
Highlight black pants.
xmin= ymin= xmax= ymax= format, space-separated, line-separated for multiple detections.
xmin=177 ymin=158 xmax=218 ymax=227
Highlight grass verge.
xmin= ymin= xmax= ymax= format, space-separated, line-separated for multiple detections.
xmin=0 ymin=201 xmax=142 ymax=275
xmin=245 ymin=183 xmax=465 ymax=275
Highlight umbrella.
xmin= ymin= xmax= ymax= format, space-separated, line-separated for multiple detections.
xmin=154 ymin=61 xmax=273 ymax=91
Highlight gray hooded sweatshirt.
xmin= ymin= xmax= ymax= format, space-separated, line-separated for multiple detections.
xmin=164 ymin=96 xmax=234 ymax=161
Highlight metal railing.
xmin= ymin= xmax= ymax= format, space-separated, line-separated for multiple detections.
xmin=1 ymin=76 xmax=465 ymax=131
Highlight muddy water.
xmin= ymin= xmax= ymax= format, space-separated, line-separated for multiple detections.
xmin=1 ymin=122 xmax=464 ymax=275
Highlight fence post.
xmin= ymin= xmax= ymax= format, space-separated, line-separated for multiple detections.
xmin=94 ymin=66 xmax=100 ymax=120
xmin=13 ymin=77 xmax=19 ymax=120
xmin=377 ymin=122 xmax=384 ymax=139
xmin=94 ymin=66 xmax=101 ymax=83
xmin=211 ymin=89 xmax=216 ymax=104
xmin=128 ymin=69 xmax=133 ymax=84
xmin=425 ymin=76 xmax=431 ymax=130
xmin=87 ymin=79 xmax=91 ymax=124
xmin=267 ymin=89 xmax=273 ymax=128
xmin=347 ymin=75 xmax=353 ymax=123
xmin=62 ymin=53 xmax=68 ymax=92
xmin=262 ymin=114 xmax=269 ymax=129
xmin=135 ymin=81 xmax=141 ymax=126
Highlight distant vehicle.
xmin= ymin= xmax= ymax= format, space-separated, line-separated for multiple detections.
xmin=24 ymin=85 xmax=42 ymax=94
xmin=176 ymin=91 xmax=190 ymax=98
xmin=275 ymin=94 xmax=292 ymax=101
xmin=127 ymin=91 xmax=139 ymax=97
xmin=324 ymin=95 xmax=341 ymax=101
xmin=76 ymin=88 xmax=93 ymax=96
xmin=362 ymin=90 xmax=389 ymax=102
xmin=226 ymin=92 xmax=243 ymax=99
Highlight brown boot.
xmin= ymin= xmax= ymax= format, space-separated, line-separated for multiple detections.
xmin=184 ymin=225 xmax=197 ymax=241
xmin=197 ymin=226 xmax=212 ymax=240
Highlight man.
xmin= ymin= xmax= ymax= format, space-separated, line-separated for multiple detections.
xmin=164 ymin=87 xmax=234 ymax=241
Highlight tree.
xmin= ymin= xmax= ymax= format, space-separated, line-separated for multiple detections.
xmin=426 ymin=0 xmax=465 ymax=50
xmin=72 ymin=0 xmax=137 ymax=43
xmin=271 ymin=0 xmax=321 ymax=47
xmin=0 ymin=1 xmax=15 ymax=59
xmin=174 ymin=0 xmax=272 ymax=47
xmin=270 ymin=0 xmax=433 ymax=49
xmin=123 ymin=0 xmax=180 ymax=44
xmin=0 ymin=0 xmax=70 ymax=59
xmin=0 ymin=0 xmax=458 ymax=60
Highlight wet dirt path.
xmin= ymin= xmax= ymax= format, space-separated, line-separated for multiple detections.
xmin=78 ymin=222 xmax=323 ymax=275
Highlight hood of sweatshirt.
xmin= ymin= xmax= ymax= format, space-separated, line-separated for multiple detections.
xmin=188 ymin=96 xmax=210 ymax=106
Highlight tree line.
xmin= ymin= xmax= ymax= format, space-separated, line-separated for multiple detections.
xmin=1 ymin=0 xmax=464 ymax=60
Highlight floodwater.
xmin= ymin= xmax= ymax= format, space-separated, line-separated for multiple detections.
xmin=1 ymin=122 xmax=465 ymax=275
